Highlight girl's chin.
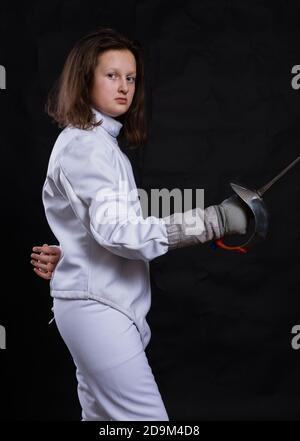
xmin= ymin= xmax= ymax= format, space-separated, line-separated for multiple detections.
xmin=94 ymin=104 xmax=128 ymax=118
xmin=110 ymin=107 xmax=128 ymax=117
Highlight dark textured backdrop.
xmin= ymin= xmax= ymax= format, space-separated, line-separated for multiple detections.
xmin=1 ymin=0 xmax=300 ymax=420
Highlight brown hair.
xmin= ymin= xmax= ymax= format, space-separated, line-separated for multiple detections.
xmin=46 ymin=27 xmax=147 ymax=148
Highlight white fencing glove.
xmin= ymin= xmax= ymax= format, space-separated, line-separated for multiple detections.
xmin=164 ymin=194 xmax=251 ymax=250
xmin=219 ymin=194 xmax=250 ymax=235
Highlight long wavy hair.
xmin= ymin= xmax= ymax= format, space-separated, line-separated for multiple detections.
xmin=46 ymin=27 xmax=147 ymax=148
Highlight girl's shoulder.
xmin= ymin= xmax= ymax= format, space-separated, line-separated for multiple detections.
xmin=59 ymin=125 xmax=114 ymax=153
xmin=47 ymin=127 xmax=117 ymax=179
xmin=56 ymin=126 xmax=116 ymax=168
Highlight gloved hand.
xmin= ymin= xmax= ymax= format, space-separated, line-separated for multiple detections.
xmin=218 ymin=194 xmax=252 ymax=235
xmin=164 ymin=194 xmax=252 ymax=250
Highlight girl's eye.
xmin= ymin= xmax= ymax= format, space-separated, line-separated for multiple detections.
xmin=107 ymin=73 xmax=136 ymax=83
xmin=127 ymin=76 xmax=136 ymax=83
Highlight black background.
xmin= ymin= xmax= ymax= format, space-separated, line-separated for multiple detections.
xmin=0 ymin=0 xmax=300 ymax=421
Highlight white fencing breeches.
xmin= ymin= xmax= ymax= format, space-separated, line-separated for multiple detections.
xmin=53 ymin=298 xmax=169 ymax=421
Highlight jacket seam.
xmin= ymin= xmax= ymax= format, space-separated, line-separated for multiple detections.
xmin=51 ymin=289 xmax=138 ymax=324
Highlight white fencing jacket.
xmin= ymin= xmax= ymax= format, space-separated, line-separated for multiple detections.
xmin=42 ymin=108 xmax=170 ymax=349
xmin=43 ymin=108 xmax=224 ymax=348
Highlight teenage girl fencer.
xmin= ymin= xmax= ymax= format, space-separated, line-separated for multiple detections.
xmin=30 ymin=27 xmax=251 ymax=421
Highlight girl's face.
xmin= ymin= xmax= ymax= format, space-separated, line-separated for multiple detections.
xmin=90 ymin=49 xmax=136 ymax=118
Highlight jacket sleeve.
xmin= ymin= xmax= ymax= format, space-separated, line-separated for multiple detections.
xmin=58 ymin=134 xmax=169 ymax=262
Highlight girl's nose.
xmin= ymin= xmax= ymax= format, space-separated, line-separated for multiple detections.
xmin=119 ymin=77 xmax=129 ymax=93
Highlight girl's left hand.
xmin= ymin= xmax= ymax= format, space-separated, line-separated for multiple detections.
xmin=30 ymin=243 xmax=61 ymax=280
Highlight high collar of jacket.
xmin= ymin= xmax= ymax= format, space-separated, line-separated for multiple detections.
xmin=91 ymin=107 xmax=123 ymax=138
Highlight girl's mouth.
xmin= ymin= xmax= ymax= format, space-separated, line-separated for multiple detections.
xmin=115 ymin=98 xmax=127 ymax=104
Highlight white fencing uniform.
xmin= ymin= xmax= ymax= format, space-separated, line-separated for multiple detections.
xmin=53 ymin=298 xmax=169 ymax=421
xmin=43 ymin=108 xmax=170 ymax=350
xmin=43 ymin=108 xmax=170 ymax=420
xmin=43 ymin=107 xmax=223 ymax=420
